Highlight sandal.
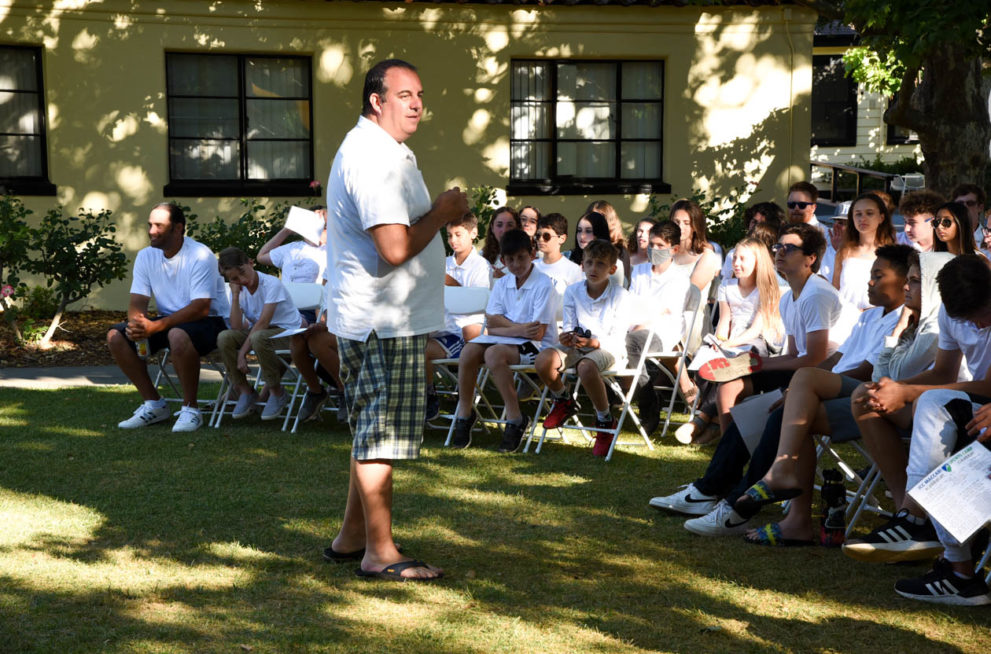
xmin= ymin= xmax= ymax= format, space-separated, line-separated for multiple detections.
xmin=744 ymin=522 xmax=815 ymax=547
xmin=732 ymin=480 xmax=802 ymax=519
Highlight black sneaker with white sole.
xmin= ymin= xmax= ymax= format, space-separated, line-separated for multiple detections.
xmin=451 ymin=412 xmax=477 ymax=449
xmin=894 ymin=558 xmax=991 ymax=606
xmin=498 ymin=415 xmax=530 ymax=453
xmin=842 ymin=509 xmax=943 ymax=563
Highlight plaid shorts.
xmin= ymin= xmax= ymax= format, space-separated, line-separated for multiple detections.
xmin=338 ymin=332 xmax=428 ymax=461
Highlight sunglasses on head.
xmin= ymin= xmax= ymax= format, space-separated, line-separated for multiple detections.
xmin=787 ymin=201 xmax=813 ymax=210
xmin=929 ymin=217 xmax=955 ymax=229
xmin=771 ymin=243 xmax=804 ymax=255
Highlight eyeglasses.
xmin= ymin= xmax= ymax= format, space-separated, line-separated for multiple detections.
xmin=959 ymin=199 xmax=979 ymax=208
xmin=787 ymin=201 xmax=813 ymax=210
xmin=536 ymin=232 xmax=558 ymax=242
xmin=771 ymin=243 xmax=804 ymax=255
xmin=929 ymin=217 xmax=955 ymax=229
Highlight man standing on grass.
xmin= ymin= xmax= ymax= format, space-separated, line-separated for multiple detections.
xmin=321 ymin=59 xmax=468 ymax=581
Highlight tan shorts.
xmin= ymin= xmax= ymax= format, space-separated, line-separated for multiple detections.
xmin=549 ymin=346 xmax=616 ymax=374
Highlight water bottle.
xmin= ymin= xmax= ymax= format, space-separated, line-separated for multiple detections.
xmin=136 ymin=338 xmax=150 ymax=360
xmin=819 ymin=468 xmax=847 ymax=547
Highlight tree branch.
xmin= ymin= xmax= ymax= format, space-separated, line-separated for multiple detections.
xmin=788 ymin=0 xmax=845 ymax=21
xmin=884 ymin=64 xmax=926 ymax=133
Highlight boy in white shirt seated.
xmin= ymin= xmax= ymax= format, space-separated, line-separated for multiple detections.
xmin=452 ymin=229 xmax=560 ymax=452
xmin=256 ymin=205 xmax=328 ymax=324
xmin=533 ymin=213 xmax=583 ymax=297
xmin=625 ymin=220 xmax=693 ymax=433
xmin=217 ymin=247 xmax=304 ymax=421
xmin=536 ymin=240 xmax=635 ymax=456
xmin=424 ymin=213 xmax=490 ymax=420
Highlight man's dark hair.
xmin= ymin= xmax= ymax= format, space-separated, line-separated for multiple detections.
xmin=746 ymin=201 xmax=785 ymax=231
xmin=649 ymin=220 xmax=681 ymax=246
xmin=362 ymin=59 xmax=418 ymax=117
xmin=448 ymin=212 xmax=479 ymax=231
xmin=779 ymin=222 xmax=826 ymax=273
xmin=583 ymin=239 xmax=618 ymax=265
xmin=874 ymin=243 xmax=914 ymax=279
xmin=788 ymin=181 xmax=819 ymax=203
xmin=898 ymin=190 xmax=945 ymax=218
xmin=937 ymin=254 xmax=991 ymax=319
xmin=538 ymin=213 xmax=569 ymax=237
xmin=950 ymin=183 xmax=987 ymax=206
xmin=152 ymin=201 xmax=186 ymax=227
xmin=309 ymin=204 xmax=326 ymax=212
xmin=500 ymin=229 xmax=534 ymax=257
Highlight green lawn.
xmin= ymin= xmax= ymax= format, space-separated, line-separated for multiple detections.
xmin=0 ymin=386 xmax=987 ymax=653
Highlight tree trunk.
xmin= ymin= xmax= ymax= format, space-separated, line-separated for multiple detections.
xmin=39 ymin=298 xmax=68 ymax=347
xmin=888 ymin=46 xmax=990 ymax=197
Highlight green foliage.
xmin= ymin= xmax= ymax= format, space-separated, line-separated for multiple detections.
xmin=184 ymin=198 xmax=300 ymax=274
xmin=842 ymin=46 xmax=905 ymax=96
xmin=647 ymin=181 xmax=757 ymax=250
xmin=16 ymin=317 xmax=48 ymax=343
xmin=26 ymin=206 xmax=129 ymax=314
xmin=441 ymin=185 xmax=499 ymax=256
xmin=19 ymin=286 xmax=59 ymax=320
xmin=0 ymin=195 xmax=33 ymax=307
xmin=850 ymin=155 xmax=922 ymax=176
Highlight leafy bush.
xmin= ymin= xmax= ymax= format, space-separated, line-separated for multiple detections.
xmin=19 ymin=286 xmax=59 ymax=320
xmin=0 ymin=196 xmax=33 ymax=341
xmin=648 ymin=181 xmax=758 ymax=250
xmin=184 ymin=198 xmax=302 ymax=274
xmin=850 ymin=155 xmax=922 ymax=176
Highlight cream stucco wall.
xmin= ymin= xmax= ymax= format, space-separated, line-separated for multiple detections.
xmin=0 ymin=0 xmax=815 ymax=309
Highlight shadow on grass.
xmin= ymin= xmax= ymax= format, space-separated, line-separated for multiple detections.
xmin=0 ymin=387 xmax=986 ymax=653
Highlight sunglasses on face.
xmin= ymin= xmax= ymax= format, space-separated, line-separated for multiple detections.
xmin=536 ymin=231 xmax=559 ymax=242
xmin=771 ymin=243 xmax=804 ymax=256
xmin=929 ymin=217 xmax=955 ymax=229
xmin=960 ymin=199 xmax=979 ymax=207
xmin=787 ymin=201 xmax=813 ymax=210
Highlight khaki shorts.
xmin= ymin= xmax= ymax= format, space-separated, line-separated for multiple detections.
xmin=549 ymin=346 xmax=616 ymax=374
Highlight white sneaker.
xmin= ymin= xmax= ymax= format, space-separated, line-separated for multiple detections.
xmin=684 ymin=500 xmax=754 ymax=537
xmin=118 ymin=402 xmax=171 ymax=429
xmin=172 ymin=407 xmax=203 ymax=432
xmin=232 ymin=392 xmax=259 ymax=419
xmin=261 ymin=391 xmax=289 ymax=421
xmin=648 ymin=483 xmax=718 ymax=516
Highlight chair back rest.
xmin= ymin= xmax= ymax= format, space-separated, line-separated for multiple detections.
xmin=445 ymin=286 xmax=490 ymax=315
xmin=284 ymin=282 xmax=324 ymax=311
xmin=682 ymin=283 xmax=709 ymax=355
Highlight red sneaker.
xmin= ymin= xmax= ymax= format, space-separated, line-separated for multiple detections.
xmin=592 ymin=417 xmax=617 ymax=457
xmin=543 ymin=398 xmax=577 ymax=429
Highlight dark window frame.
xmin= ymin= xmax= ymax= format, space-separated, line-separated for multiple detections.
xmin=811 ymin=54 xmax=858 ymax=148
xmin=163 ymin=52 xmax=317 ymax=198
xmin=508 ymin=58 xmax=670 ymax=196
xmin=885 ymin=98 xmax=917 ymax=145
xmin=0 ymin=44 xmax=56 ymax=196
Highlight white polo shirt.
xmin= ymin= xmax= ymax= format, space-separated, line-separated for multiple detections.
xmin=937 ymin=307 xmax=991 ymax=379
xmin=563 ymin=279 xmax=634 ymax=363
xmin=324 ymin=117 xmax=443 ymax=341
xmin=234 ymin=271 xmax=304 ymax=331
xmin=444 ymin=247 xmax=490 ymax=333
xmin=269 ymin=240 xmax=327 ymax=284
xmin=535 ymin=256 xmax=584 ymax=297
xmin=486 ymin=266 xmax=559 ymax=350
xmin=628 ymin=262 xmax=692 ymax=350
xmin=832 ymin=304 xmax=903 ymax=375
xmin=779 ymin=273 xmax=845 ymax=357
xmin=131 ymin=236 xmax=229 ymax=319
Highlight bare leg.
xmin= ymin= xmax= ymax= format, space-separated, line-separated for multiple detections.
xmin=715 ymin=377 xmax=752 ymax=433
xmin=425 ymin=339 xmax=445 ymax=385
xmin=107 ymin=328 xmax=159 ymax=401
xmin=535 ymin=348 xmax=565 ymax=394
xmin=455 ymin=343 xmax=486 ymax=418
xmin=852 ymin=383 xmax=913 ymax=509
xmin=166 ymin=328 xmax=201 ymax=407
xmin=291 ymin=334 xmax=323 ymax=393
xmin=577 ymin=359 xmax=608 ymax=412
xmin=332 ymin=458 xmax=441 ymax=579
xmin=485 ymin=345 xmax=522 ymax=422
xmin=309 ymin=331 xmax=344 ymax=391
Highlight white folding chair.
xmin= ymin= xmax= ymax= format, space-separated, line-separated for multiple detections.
xmin=651 ymin=285 xmax=705 ymax=439
xmin=430 ymin=286 xmax=491 ymax=433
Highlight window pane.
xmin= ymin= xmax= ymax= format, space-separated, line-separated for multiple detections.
xmin=557 ymin=141 xmax=615 ymax=178
xmin=811 ymin=55 xmax=856 ymax=146
xmin=247 ymin=141 xmax=309 ymax=179
xmin=511 ymin=141 xmax=550 ymax=179
xmin=170 ymin=140 xmax=239 ymax=180
xmin=557 ymin=101 xmax=614 ymax=140
xmin=621 ymin=102 xmax=660 ymax=139
xmin=511 ymin=102 xmax=550 ymax=140
xmin=0 ymin=92 xmax=40 ymax=134
xmin=620 ymin=142 xmax=660 ymax=179
xmin=246 ymin=58 xmax=310 ymax=98
xmin=622 ymin=62 xmax=662 ymax=99
xmin=0 ymin=49 xmax=38 ymax=92
xmin=246 ymin=99 xmax=310 ymax=139
xmin=169 ymin=98 xmax=239 ymax=138
xmin=0 ymin=134 xmax=42 ymax=176
xmin=558 ymin=63 xmax=615 ymax=102
xmin=167 ymin=54 xmax=238 ymax=96
xmin=512 ymin=62 xmax=550 ymax=101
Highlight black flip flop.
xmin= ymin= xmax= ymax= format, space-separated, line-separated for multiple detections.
xmin=355 ymin=559 xmax=443 ymax=582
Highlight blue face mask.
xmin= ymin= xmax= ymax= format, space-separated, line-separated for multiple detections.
xmin=648 ymin=247 xmax=673 ymax=266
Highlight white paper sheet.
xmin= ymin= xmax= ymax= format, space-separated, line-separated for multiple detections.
xmin=285 ymin=206 xmax=324 ymax=245
xmin=271 ymin=326 xmax=309 ymax=339
xmin=907 ymin=442 xmax=991 ymax=543
xmin=729 ymin=389 xmax=783 ymax=454
xmin=469 ymin=334 xmax=529 ymax=345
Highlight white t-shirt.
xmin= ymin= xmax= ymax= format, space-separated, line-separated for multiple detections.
xmin=629 ymin=261 xmax=692 ymax=350
xmin=269 ymin=240 xmax=327 ymax=284
xmin=324 ymin=117 xmax=443 ymax=341
xmin=838 ymin=255 xmax=873 ymax=311
xmin=779 ymin=273 xmax=844 ymax=357
xmin=130 ymin=236 xmax=229 ymax=319
xmin=937 ymin=307 xmax=991 ymax=379
xmin=535 ymin=256 xmax=584 ymax=297
xmin=717 ymin=279 xmax=760 ymax=341
xmin=235 ymin=271 xmax=304 ymax=331
xmin=832 ymin=304 xmax=902 ymax=375
xmin=562 ymin=279 xmax=634 ymax=363
xmin=444 ymin=248 xmax=490 ymax=334
xmin=486 ymin=266 xmax=559 ymax=350
xmin=819 ymin=242 xmax=836 ymax=282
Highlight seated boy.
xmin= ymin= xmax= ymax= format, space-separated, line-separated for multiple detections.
xmin=536 ymin=239 xmax=634 ymax=456
xmin=452 ymin=229 xmax=559 ymax=452
xmin=896 ymin=190 xmax=942 ymax=252
xmin=533 ymin=213 xmax=583 ymax=297
xmin=424 ymin=213 xmax=490 ymax=420
xmin=216 ymin=247 xmax=304 ymax=420
xmin=625 ymin=220 xmax=693 ymax=432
